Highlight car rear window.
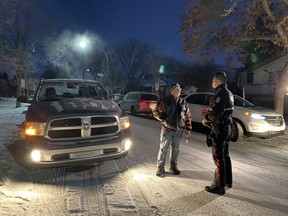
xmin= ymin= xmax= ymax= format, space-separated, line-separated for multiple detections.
xmin=140 ymin=94 xmax=158 ymax=101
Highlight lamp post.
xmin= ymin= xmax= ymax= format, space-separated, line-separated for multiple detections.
xmin=78 ymin=38 xmax=88 ymax=79
xmin=77 ymin=36 xmax=109 ymax=80
xmin=97 ymin=46 xmax=109 ymax=78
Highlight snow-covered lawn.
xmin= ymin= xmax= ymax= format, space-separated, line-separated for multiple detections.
xmin=0 ymin=98 xmax=28 ymax=183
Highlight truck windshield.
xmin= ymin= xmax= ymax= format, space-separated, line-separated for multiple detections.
xmin=37 ymin=81 xmax=108 ymax=101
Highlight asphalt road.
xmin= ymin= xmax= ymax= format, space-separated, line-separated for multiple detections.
xmin=2 ymin=114 xmax=288 ymax=216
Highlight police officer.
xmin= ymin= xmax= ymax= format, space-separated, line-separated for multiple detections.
xmin=202 ymin=71 xmax=234 ymax=195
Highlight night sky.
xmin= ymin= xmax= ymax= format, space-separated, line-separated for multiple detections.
xmin=42 ymin=0 xmax=187 ymax=61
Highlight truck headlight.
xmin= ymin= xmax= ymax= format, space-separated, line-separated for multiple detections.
xmin=124 ymin=139 xmax=132 ymax=150
xmin=120 ymin=116 xmax=130 ymax=129
xmin=25 ymin=122 xmax=46 ymax=136
xmin=31 ymin=150 xmax=41 ymax=162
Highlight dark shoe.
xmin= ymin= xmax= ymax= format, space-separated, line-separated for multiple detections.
xmin=156 ymin=166 xmax=165 ymax=177
xmin=205 ymin=185 xmax=225 ymax=195
xmin=225 ymin=184 xmax=232 ymax=188
xmin=169 ymin=166 xmax=181 ymax=175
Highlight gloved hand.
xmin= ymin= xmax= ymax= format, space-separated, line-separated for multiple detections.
xmin=205 ymin=134 xmax=213 ymax=147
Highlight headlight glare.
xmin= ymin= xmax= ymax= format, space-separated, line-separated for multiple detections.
xmin=124 ymin=139 xmax=132 ymax=150
xmin=120 ymin=116 xmax=130 ymax=129
xmin=251 ymin=114 xmax=266 ymax=120
xmin=25 ymin=122 xmax=46 ymax=136
xmin=31 ymin=150 xmax=41 ymax=162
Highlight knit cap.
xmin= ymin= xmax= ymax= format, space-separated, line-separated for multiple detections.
xmin=170 ymin=82 xmax=181 ymax=91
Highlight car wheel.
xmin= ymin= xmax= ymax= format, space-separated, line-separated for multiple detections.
xmin=130 ymin=106 xmax=137 ymax=115
xmin=230 ymin=121 xmax=244 ymax=142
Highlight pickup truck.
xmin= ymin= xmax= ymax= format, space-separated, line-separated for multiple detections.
xmin=17 ymin=79 xmax=132 ymax=167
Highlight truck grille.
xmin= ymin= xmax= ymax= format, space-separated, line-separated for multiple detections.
xmin=264 ymin=116 xmax=284 ymax=127
xmin=47 ymin=115 xmax=119 ymax=140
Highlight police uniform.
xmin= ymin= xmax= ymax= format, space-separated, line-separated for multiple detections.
xmin=205 ymin=82 xmax=234 ymax=190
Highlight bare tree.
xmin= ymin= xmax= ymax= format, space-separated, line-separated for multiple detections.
xmin=115 ymin=38 xmax=155 ymax=80
xmin=0 ymin=0 xmax=39 ymax=107
xmin=179 ymin=0 xmax=288 ymax=114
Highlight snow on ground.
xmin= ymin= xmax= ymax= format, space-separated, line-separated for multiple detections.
xmin=0 ymin=98 xmax=28 ymax=184
xmin=0 ymin=97 xmax=288 ymax=216
xmin=1 ymin=97 xmax=288 ymax=181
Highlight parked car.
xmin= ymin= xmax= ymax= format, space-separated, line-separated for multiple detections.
xmin=184 ymin=92 xmax=286 ymax=140
xmin=118 ymin=91 xmax=159 ymax=115
xmin=17 ymin=79 xmax=132 ymax=167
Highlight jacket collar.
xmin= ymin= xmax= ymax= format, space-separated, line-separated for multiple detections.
xmin=214 ymin=83 xmax=227 ymax=94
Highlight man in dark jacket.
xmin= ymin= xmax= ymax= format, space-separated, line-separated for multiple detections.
xmin=153 ymin=82 xmax=192 ymax=177
xmin=202 ymin=71 xmax=234 ymax=194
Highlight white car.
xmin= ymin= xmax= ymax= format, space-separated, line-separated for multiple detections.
xmin=184 ymin=92 xmax=286 ymax=140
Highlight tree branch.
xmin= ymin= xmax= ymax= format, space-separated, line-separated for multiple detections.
xmin=220 ymin=0 xmax=238 ymax=17
xmin=262 ymin=0 xmax=288 ymax=47
xmin=237 ymin=35 xmax=273 ymax=42
xmin=283 ymin=0 xmax=288 ymax=6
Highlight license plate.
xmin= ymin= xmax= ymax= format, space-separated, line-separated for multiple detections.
xmin=70 ymin=150 xmax=103 ymax=159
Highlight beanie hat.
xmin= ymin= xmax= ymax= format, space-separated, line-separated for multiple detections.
xmin=170 ymin=82 xmax=181 ymax=91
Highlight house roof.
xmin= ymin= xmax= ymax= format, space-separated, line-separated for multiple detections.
xmin=242 ymin=54 xmax=288 ymax=73
xmin=143 ymin=77 xmax=168 ymax=88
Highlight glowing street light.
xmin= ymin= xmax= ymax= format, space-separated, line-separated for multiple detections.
xmin=79 ymin=40 xmax=87 ymax=49
xmin=76 ymin=37 xmax=90 ymax=79
xmin=75 ymin=35 xmax=109 ymax=80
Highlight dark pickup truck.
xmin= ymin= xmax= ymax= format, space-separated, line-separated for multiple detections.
xmin=18 ymin=79 xmax=131 ymax=167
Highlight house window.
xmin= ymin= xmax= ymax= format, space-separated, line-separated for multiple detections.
xmin=247 ymin=72 xmax=253 ymax=84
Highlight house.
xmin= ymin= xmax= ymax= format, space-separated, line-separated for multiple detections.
xmin=239 ymin=55 xmax=288 ymax=110
xmin=142 ymin=77 xmax=169 ymax=98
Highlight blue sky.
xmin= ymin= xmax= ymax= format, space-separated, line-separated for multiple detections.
xmin=43 ymin=0 xmax=188 ymax=61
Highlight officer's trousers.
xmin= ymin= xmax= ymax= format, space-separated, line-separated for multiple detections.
xmin=212 ymin=125 xmax=232 ymax=187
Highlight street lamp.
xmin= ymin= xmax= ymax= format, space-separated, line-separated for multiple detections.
xmin=97 ymin=46 xmax=109 ymax=79
xmin=76 ymin=36 xmax=109 ymax=80
xmin=78 ymin=38 xmax=89 ymax=79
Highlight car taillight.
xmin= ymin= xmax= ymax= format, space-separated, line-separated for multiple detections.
xmin=201 ymin=108 xmax=207 ymax=116
xmin=139 ymin=100 xmax=147 ymax=106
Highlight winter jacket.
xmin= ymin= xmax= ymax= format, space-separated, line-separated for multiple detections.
xmin=153 ymin=94 xmax=192 ymax=131
xmin=205 ymin=83 xmax=234 ymax=134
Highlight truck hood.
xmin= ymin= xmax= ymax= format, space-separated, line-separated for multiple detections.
xmin=26 ymin=98 xmax=122 ymax=122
